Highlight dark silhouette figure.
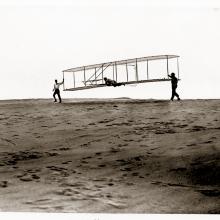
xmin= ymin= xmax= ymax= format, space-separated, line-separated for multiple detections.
xmin=104 ymin=77 xmax=125 ymax=87
xmin=168 ymin=73 xmax=180 ymax=101
xmin=53 ymin=79 xmax=64 ymax=103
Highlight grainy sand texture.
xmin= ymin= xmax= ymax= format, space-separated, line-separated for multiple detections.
xmin=0 ymin=99 xmax=219 ymax=213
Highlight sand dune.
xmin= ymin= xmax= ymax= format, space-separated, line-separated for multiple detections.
xmin=0 ymin=99 xmax=219 ymax=213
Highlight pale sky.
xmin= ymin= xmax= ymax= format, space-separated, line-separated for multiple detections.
xmin=0 ymin=0 xmax=220 ymax=100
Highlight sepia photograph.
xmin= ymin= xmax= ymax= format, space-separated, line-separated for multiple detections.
xmin=0 ymin=0 xmax=219 ymax=218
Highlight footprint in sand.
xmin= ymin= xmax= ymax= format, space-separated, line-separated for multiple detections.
xmin=151 ymin=181 xmax=188 ymax=188
xmin=169 ymin=167 xmax=187 ymax=172
xmin=47 ymin=166 xmax=67 ymax=172
xmin=92 ymin=177 xmax=107 ymax=182
xmin=82 ymin=156 xmax=92 ymax=160
xmin=0 ymin=181 xmax=8 ymax=188
xmin=55 ymin=188 xmax=74 ymax=196
xmin=88 ymin=123 xmax=96 ymax=125
xmin=95 ymin=152 xmax=102 ymax=156
xmin=32 ymin=174 xmax=40 ymax=180
xmin=108 ymin=183 xmax=114 ymax=186
xmin=134 ymin=156 xmax=142 ymax=161
xmin=3 ymin=151 xmax=43 ymax=166
xmin=187 ymin=126 xmax=206 ymax=132
xmin=178 ymin=124 xmax=188 ymax=128
xmin=123 ymin=139 xmax=134 ymax=142
xmin=95 ymin=184 xmax=104 ymax=189
xmin=25 ymin=198 xmax=51 ymax=205
xmin=81 ymin=143 xmax=90 ymax=147
xmin=98 ymin=119 xmax=112 ymax=124
xmin=197 ymin=189 xmax=220 ymax=197
xmin=18 ymin=173 xmax=40 ymax=182
xmin=110 ymin=148 xmax=120 ymax=153
xmin=203 ymin=140 xmax=213 ymax=144
xmin=106 ymin=194 xmax=113 ymax=198
xmin=16 ymin=168 xmax=41 ymax=181
xmin=98 ymin=164 xmax=106 ymax=168
xmin=58 ymin=147 xmax=70 ymax=151
xmin=12 ymin=134 xmax=19 ymax=137
xmin=151 ymin=181 xmax=162 ymax=185
xmin=120 ymin=167 xmax=132 ymax=172
xmin=46 ymin=152 xmax=59 ymax=157
xmin=116 ymin=159 xmax=126 ymax=163
xmin=28 ymin=168 xmax=41 ymax=172
xmin=187 ymin=143 xmax=197 ymax=147
xmin=46 ymin=166 xmax=69 ymax=177
xmin=126 ymin=182 xmax=134 ymax=186
xmin=62 ymin=161 xmax=72 ymax=165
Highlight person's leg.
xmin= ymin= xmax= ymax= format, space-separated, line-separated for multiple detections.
xmin=106 ymin=82 xmax=111 ymax=86
xmin=117 ymin=83 xmax=123 ymax=86
xmin=175 ymin=91 xmax=180 ymax=100
xmin=173 ymin=86 xmax=180 ymax=100
xmin=171 ymin=87 xmax=180 ymax=101
xmin=53 ymin=91 xmax=57 ymax=102
xmin=114 ymin=83 xmax=124 ymax=87
xmin=112 ymin=81 xmax=118 ymax=87
xmin=171 ymin=88 xmax=175 ymax=101
xmin=57 ymin=90 xmax=62 ymax=103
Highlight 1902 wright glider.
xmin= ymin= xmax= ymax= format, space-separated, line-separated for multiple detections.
xmin=62 ymin=55 xmax=180 ymax=91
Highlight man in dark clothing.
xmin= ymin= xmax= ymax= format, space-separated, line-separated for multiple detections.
xmin=104 ymin=77 xmax=125 ymax=87
xmin=168 ymin=72 xmax=180 ymax=101
xmin=53 ymin=79 xmax=64 ymax=103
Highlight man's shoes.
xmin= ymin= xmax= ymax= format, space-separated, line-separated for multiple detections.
xmin=54 ymin=100 xmax=57 ymax=102
xmin=177 ymin=98 xmax=181 ymax=101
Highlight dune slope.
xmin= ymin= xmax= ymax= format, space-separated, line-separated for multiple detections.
xmin=0 ymin=99 xmax=219 ymax=213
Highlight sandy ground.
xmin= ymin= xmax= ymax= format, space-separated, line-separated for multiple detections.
xmin=0 ymin=98 xmax=219 ymax=213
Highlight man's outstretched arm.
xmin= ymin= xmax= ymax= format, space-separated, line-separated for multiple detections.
xmin=58 ymin=79 xmax=64 ymax=86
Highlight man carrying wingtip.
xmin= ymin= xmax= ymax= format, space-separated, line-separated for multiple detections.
xmin=168 ymin=72 xmax=180 ymax=101
xmin=53 ymin=79 xmax=64 ymax=103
